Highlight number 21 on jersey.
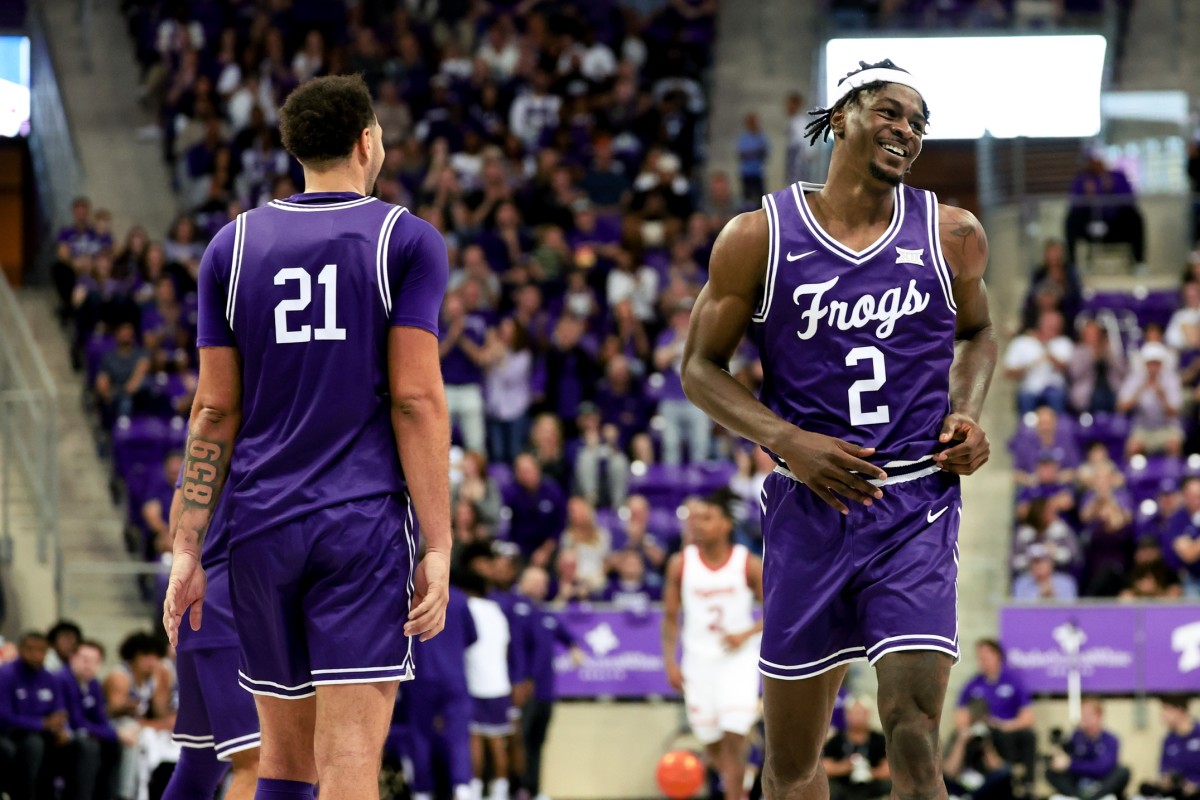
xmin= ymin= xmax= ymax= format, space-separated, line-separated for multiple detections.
xmin=274 ymin=264 xmax=346 ymax=344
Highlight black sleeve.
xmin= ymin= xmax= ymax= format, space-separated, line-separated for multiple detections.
xmin=869 ymin=732 xmax=888 ymax=765
xmin=822 ymin=733 xmax=844 ymax=760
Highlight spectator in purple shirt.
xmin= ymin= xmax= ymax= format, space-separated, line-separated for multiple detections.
xmin=955 ymin=639 xmax=1038 ymax=796
xmin=0 ymin=631 xmax=89 ymax=800
xmin=602 ymin=548 xmax=662 ymax=613
xmin=1046 ymin=696 xmax=1130 ymax=800
xmin=1137 ymin=694 xmax=1200 ymax=800
xmin=440 ymin=290 xmax=490 ymax=454
xmin=594 ymin=354 xmax=652 ymax=449
xmin=1010 ymin=405 xmax=1080 ymax=487
xmin=515 ymin=565 xmax=584 ymax=800
xmin=1065 ymin=151 xmax=1145 ymax=266
xmin=1166 ymin=477 xmax=1200 ymax=597
xmin=503 ymin=454 xmax=567 ymax=567
xmin=61 ymin=640 xmax=121 ymax=800
xmin=52 ymin=197 xmax=102 ymax=321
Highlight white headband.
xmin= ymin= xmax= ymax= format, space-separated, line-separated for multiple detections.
xmin=832 ymin=67 xmax=926 ymax=108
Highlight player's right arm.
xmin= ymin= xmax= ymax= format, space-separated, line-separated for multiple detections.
xmin=388 ymin=216 xmax=453 ymax=642
xmin=660 ymin=553 xmax=684 ymax=691
xmin=681 ymin=210 xmax=885 ymax=514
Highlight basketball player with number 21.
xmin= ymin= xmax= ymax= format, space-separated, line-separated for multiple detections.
xmin=682 ymin=60 xmax=998 ymax=800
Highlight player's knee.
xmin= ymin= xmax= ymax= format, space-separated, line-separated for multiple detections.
xmin=230 ymin=748 xmax=260 ymax=776
xmin=763 ymin=746 xmax=823 ymax=790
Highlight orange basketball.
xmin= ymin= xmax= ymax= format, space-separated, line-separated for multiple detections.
xmin=655 ymin=749 xmax=705 ymax=799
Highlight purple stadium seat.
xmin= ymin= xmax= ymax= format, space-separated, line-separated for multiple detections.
xmin=1124 ymin=455 xmax=1183 ymax=503
xmin=111 ymin=416 xmax=170 ymax=482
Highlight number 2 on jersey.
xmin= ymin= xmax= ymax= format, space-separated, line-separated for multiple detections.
xmin=273 ymin=264 xmax=347 ymax=344
xmin=846 ymin=345 xmax=890 ymax=426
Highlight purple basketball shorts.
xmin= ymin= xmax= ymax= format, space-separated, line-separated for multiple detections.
xmin=469 ymin=695 xmax=514 ymax=737
xmin=229 ymin=493 xmax=416 ymax=698
xmin=173 ymin=644 xmax=261 ymax=760
xmin=758 ymin=469 xmax=961 ymax=681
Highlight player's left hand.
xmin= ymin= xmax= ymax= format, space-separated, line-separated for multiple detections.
xmin=407 ymin=549 xmax=450 ymax=642
xmin=933 ymin=413 xmax=990 ymax=476
xmin=163 ymin=550 xmax=206 ymax=648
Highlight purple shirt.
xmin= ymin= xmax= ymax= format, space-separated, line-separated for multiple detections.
xmin=957 ymin=667 xmax=1031 ymax=721
xmin=1009 ymin=428 xmax=1082 ymax=474
xmin=59 ymin=672 xmax=117 ymax=741
xmin=1065 ymin=729 xmax=1120 ymax=779
xmin=1161 ymin=722 xmax=1200 ymax=783
xmin=57 ymin=225 xmax=105 ymax=259
xmin=601 ymin=579 xmax=661 ymax=612
xmin=1164 ymin=509 xmax=1200 ymax=577
xmin=0 ymin=660 xmax=67 ymax=733
xmin=594 ymin=380 xmax=652 ymax=447
xmin=520 ymin=599 xmax=576 ymax=702
xmin=492 ymin=588 xmax=530 ymax=684
xmin=652 ymin=329 xmax=687 ymax=401
xmin=196 ymin=193 xmax=448 ymax=542
xmin=413 ymin=586 xmax=477 ymax=690
xmin=502 ymin=479 xmax=567 ymax=559
xmin=439 ymin=311 xmax=489 ymax=386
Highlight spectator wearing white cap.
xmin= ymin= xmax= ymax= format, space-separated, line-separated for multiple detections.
xmin=1012 ymin=544 xmax=1078 ymax=601
xmin=1119 ymin=342 xmax=1184 ymax=458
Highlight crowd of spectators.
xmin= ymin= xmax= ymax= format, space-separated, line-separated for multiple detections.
xmin=1004 ymin=222 xmax=1200 ymax=601
xmin=0 ymin=622 xmax=178 ymax=800
xmin=41 ymin=0 xmax=789 ymax=615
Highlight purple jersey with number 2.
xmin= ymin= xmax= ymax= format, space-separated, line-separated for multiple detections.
xmin=195 ymin=192 xmax=448 ymax=544
xmin=751 ymin=181 xmax=964 ymax=682
xmin=750 ymin=181 xmax=956 ymax=464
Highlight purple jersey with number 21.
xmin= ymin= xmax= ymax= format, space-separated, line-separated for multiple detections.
xmin=195 ymin=192 xmax=448 ymax=544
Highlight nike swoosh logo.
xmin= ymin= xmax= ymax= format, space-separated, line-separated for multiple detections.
xmin=786 ymin=250 xmax=818 ymax=262
xmin=927 ymin=506 xmax=949 ymax=524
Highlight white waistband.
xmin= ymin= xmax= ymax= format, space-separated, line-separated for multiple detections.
xmin=773 ymin=454 xmax=941 ymax=488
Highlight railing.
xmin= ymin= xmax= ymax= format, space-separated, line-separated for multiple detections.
xmin=0 ymin=274 xmax=59 ymax=597
xmin=27 ymin=2 xmax=83 ymax=285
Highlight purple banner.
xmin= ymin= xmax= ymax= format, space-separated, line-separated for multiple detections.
xmin=552 ymin=607 xmax=681 ymax=699
xmin=1142 ymin=605 xmax=1200 ymax=691
xmin=1000 ymin=604 xmax=1200 ymax=694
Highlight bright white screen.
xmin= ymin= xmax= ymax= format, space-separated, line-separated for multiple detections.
xmin=824 ymin=36 xmax=1107 ymax=139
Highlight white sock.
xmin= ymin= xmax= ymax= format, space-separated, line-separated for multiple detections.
xmin=470 ymin=777 xmax=484 ymax=800
xmin=490 ymin=777 xmax=510 ymax=800
xmin=413 ymin=794 xmax=433 ymax=800
xmin=454 ymin=785 xmax=474 ymax=800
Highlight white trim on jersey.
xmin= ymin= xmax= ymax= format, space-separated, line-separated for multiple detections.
xmin=867 ymin=643 xmax=959 ymax=665
xmin=269 ymin=197 xmax=377 ymax=212
xmin=791 ymin=181 xmax=905 ymax=265
xmin=751 ymin=193 xmax=781 ymax=323
xmin=310 ymin=668 xmax=414 ymax=686
xmin=236 ymin=671 xmax=312 ymax=692
xmin=172 ymin=733 xmax=214 ymax=743
xmin=773 ymin=456 xmax=940 ymax=488
xmin=225 ymin=213 xmax=247 ymax=329
xmin=866 ymin=633 xmax=957 ymax=657
xmin=402 ymin=495 xmax=416 ymax=674
xmin=375 ymin=206 xmax=407 ymax=314
xmin=759 ymin=646 xmax=868 ymax=672
xmin=925 ymin=193 xmax=958 ymax=314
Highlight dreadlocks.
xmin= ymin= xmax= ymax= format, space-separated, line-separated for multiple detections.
xmin=804 ymin=58 xmax=931 ymax=147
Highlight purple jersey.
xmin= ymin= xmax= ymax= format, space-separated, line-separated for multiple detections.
xmin=750 ymin=182 xmax=956 ymax=464
xmin=957 ymin=667 xmax=1031 ymax=721
xmin=196 ymin=192 xmax=448 ymax=542
xmin=1162 ymin=721 xmax=1200 ymax=784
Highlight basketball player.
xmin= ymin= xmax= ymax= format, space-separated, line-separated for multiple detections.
xmin=161 ymin=479 xmax=260 ymax=800
xmin=162 ymin=74 xmax=452 ymax=800
xmin=662 ymin=488 xmax=764 ymax=800
xmin=681 ymin=60 xmax=997 ymax=800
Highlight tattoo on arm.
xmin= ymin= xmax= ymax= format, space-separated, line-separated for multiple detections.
xmin=177 ymin=434 xmax=232 ymax=550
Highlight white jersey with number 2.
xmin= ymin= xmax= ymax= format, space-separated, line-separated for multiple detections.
xmin=681 ymin=543 xmax=757 ymax=659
